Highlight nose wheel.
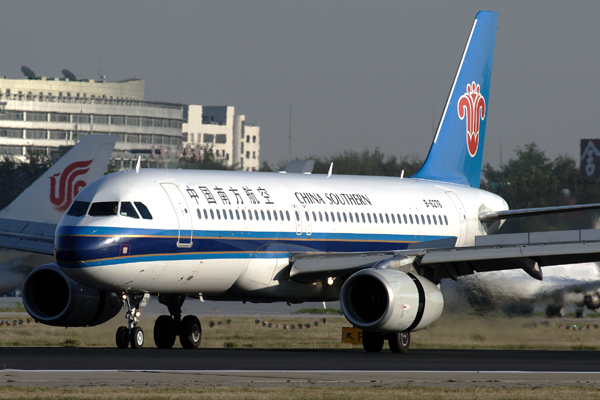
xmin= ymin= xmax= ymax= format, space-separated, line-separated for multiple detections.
xmin=115 ymin=293 xmax=148 ymax=349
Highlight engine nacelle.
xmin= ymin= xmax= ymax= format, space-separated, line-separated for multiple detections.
xmin=23 ymin=263 xmax=122 ymax=327
xmin=340 ymin=268 xmax=443 ymax=332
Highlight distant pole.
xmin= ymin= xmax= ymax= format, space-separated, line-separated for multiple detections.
xmin=288 ymin=97 xmax=292 ymax=160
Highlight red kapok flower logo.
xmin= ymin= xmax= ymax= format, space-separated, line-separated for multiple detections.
xmin=457 ymin=82 xmax=486 ymax=157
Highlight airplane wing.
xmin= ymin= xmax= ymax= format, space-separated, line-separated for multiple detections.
xmin=0 ymin=135 xmax=117 ymax=255
xmin=289 ymin=228 xmax=600 ymax=284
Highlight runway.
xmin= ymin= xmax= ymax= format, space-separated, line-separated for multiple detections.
xmin=1 ymin=348 xmax=600 ymax=388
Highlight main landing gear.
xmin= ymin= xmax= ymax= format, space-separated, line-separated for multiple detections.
xmin=362 ymin=331 xmax=411 ymax=353
xmin=116 ymin=293 xmax=148 ymax=349
xmin=153 ymin=295 xmax=202 ymax=349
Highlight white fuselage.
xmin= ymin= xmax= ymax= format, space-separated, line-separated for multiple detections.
xmin=55 ymin=169 xmax=508 ymax=301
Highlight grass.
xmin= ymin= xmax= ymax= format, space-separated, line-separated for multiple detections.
xmin=2 ymin=309 xmax=600 ymax=350
xmin=0 ymin=386 xmax=598 ymax=399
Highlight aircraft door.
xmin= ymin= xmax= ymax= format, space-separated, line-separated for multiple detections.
xmin=302 ymin=205 xmax=312 ymax=235
xmin=445 ymin=191 xmax=467 ymax=246
xmin=291 ymin=204 xmax=302 ymax=235
xmin=161 ymin=183 xmax=193 ymax=248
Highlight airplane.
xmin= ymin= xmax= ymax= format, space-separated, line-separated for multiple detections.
xmin=20 ymin=11 xmax=600 ymax=353
xmin=442 ymin=262 xmax=600 ymax=318
xmin=0 ymin=134 xmax=116 ymax=295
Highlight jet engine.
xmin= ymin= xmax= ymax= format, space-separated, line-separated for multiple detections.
xmin=22 ymin=263 xmax=122 ymax=327
xmin=340 ymin=267 xmax=443 ymax=332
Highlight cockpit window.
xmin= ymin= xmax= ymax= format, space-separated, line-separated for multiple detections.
xmin=134 ymin=202 xmax=153 ymax=220
xmin=89 ymin=202 xmax=118 ymax=216
xmin=67 ymin=201 xmax=90 ymax=217
xmin=120 ymin=202 xmax=139 ymax=219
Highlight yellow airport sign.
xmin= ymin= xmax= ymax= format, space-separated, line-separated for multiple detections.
xmin=342 ymin=327 xmax=363 ymax=344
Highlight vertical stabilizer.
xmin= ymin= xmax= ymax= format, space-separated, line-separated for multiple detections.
xmin=413 ymin=11 xmax=498 ymax=187
xmin=0 ymin=135 xmax=117 ymax=224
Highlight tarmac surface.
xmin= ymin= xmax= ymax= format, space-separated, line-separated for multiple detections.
xmin=1 ymin=348 xmax=600 ymax=388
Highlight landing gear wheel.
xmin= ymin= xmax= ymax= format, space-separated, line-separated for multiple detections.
xmin=130 ymin=326 xmax=144 ymax=349
xmin=388 ymin=332 xmax=410 ymax=353
xmin=179 ymin=315 xmax=202 ymax=349
xmin=116 ymin=326 xmax=130 ymax=349
xmin=154 ymin=315 xmax=177 ymax=349
xmin=362 ymin=331 xmax=384 ymax=353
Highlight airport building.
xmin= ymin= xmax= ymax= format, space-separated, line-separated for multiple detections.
xmin=182 ymin=105 xmax=260 ymax=171
xmin=0 ymin=75 xmax=183 ymax=169
xmin=0 ymin=71 xmax=259 ymax=170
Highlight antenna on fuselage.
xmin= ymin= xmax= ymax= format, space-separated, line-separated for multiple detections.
xmin=327 ymin=162 xmax=333 ymax=178
xmin=401 ymin=170 xmax=404 ymax=179
xmin=135 ymin=156 xmax=141 ymax=173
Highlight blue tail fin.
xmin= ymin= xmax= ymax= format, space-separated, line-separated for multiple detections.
xmin=413 ymin=11 xmax=498 ymax=188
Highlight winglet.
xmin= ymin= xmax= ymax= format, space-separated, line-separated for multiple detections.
xmin=413 ymin=11 xmax=498 ymax=188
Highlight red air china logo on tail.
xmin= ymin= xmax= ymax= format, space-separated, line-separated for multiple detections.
xmin=49 ymin=160 xmax=93 ymax=212
xmin=457 ymin=81 xmax=486 ymax=157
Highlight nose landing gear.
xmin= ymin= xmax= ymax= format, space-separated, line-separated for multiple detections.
xmin=115 ymin=293 xmax=149 ymax=349
xmin=154 ymin=295 xmax=202 ymax=349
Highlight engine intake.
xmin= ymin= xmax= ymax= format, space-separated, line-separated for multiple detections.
xmin=23 ymin=263 xmax=122 ymax=327
xmin=340 ymin=267 xmax=443 ymax=332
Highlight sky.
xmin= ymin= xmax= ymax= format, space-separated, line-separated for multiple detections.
xmin=2 ymin=1 xmax=599 ymax=168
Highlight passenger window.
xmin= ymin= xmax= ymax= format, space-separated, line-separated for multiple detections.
xmin=421 ymin=215 xmax=425 ymax=224
xmin=372 ymin=213 xmax=377 ymax=223
xmin=267 ymin=210 xmax=272 ymax=221
xmin=379 ymin=213 xmax=384 ymax=223
xmin=286 ymin=211 xmax=290 ymax=221
xmin=343 ymin=212 xmax=347 ymax=223
xmin=330 ymin=212 xmax=335 ymax=222
xmin=438 ymin=215 xmax=443 ymax=225
xmin=355 ymin=212 xmax=359 ymax=222
xmin=319 ymin=212 xmax=323 ymax=222
xmin=409 ymin=215 xmax=413 ymax=224
xmin=444 ymin=215 xmax=448 ymax=225
xmin=433 ymin=215 xmax=437 ymax=225
xmin=337 ymin=212 xmax=341 ymax=222
xmin=361 ymin=213 xmax=366 ymax=223
xmin=248 ymin=210 xmax=253 ymax=220
xmin=312 ymin=212 xmax=316 ymax=221
xmin=260 ymin=210 xmax=265 ymax=220
xmin=415 ymin=214 xmax=419 ymax=224
xmin=89 ymin=201 xmax=118 ymax=216
xmin=229 ymin=210 xmax=234 ymax=220
xmin=403 ymin=214 xmax=407 ymax=224
xmin=398 ymin=214 xmax=402 ymax=224
xmin=349 ymin=213 xmax=353 ymax=223
xmin=210 ymin=210 xmax=215 ymax=219
xmin=242 ymin=210 xmax=246 ymax=220
xmin=280 ymin=211 xmax=284 ymax=220
xmin=273 ymin=211 xmax=278 ymax=221
xmin=255 ymin=210 xmax=260 ymax=220
xmin=391 ymin=214 xmax=395 ymax=224
xmin=236 ymin=210 xmax=240 ymax=220
xmin=325 ymin=212 xmax=329 ymax=222
xmin=386 ymin=214 xmax=390 ymax=224
xmin=67 ymin=201 xmax=89 ymax=217
xmin=120 ymin=202 xmax=140 ymax=219
xmin=216 ymin=210 xmax=221 ymax=220
xmin=305 ymin=212 xmax=310 ymax=221
xmin=427 ymin=215 xmax=431 ymax=225
xmin=295 ymin=211 xmax=300 ymax=221
xmin=204 ymin=209 xmax=208 ymax=219
xmin=197 ymin=209 xmax=201 ymax=219
xmin=367 ymin=214 xmax=372 ymax=223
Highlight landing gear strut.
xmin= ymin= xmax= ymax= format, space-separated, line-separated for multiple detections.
xmin=116 ymin=293 xmax=147 ymax=349
xmin=154 ymin=295 xmax=202 ymax=349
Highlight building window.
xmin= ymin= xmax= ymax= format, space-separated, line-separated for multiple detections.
xmin=26 ymin=129 xmax=47 ymax=139
xmin=215 ymin=134 xmax=226 ymax=144
xmin=253 ymin=136 xmax=256 ymax=143
xmin=49 ymin=113 xmax=70 ymax=123
xmin=0 ymin=111 xmax=24 ymax=121
xmin=246 ymin=151 xmax=250 ymax=159
xmin=72 ymin=114 xmax=91 ymax=124
xmin=246 ymin=136 xmax=250 ymax=143
xmin=182 ymin=133 xmax=188 ymax=142
xmin=126 ymin=116 xmax=140 ymax=126
xmin=203 ymin=134 xmax=214 ymax=143
xmin=49 ymin=130 xmax=68 ymax=140
xmin=26 ymin=112 xmax=47 ymax=122
xmin=140 ymin=134 xmax=152 ymax=144
xmin=110 ymin=116 xmax=125 ymax=125
xmin=93 ymin=115 xmax=109 ymax=125
xmin=241 ymin=142 xmax=244 ymax=153
xmin=0 ymin=128 xmax=23 ymax=138
xmin=127 ymin=134 xmax=140 ymax=143
xmin=141 ymin=117 xmax=153 ymax=127
xmin=0 ymin=146 xmax=23 ymax=155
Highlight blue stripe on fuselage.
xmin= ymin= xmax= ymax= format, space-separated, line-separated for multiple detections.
xmin=55 ymin=225 xmax=452 ymax=268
